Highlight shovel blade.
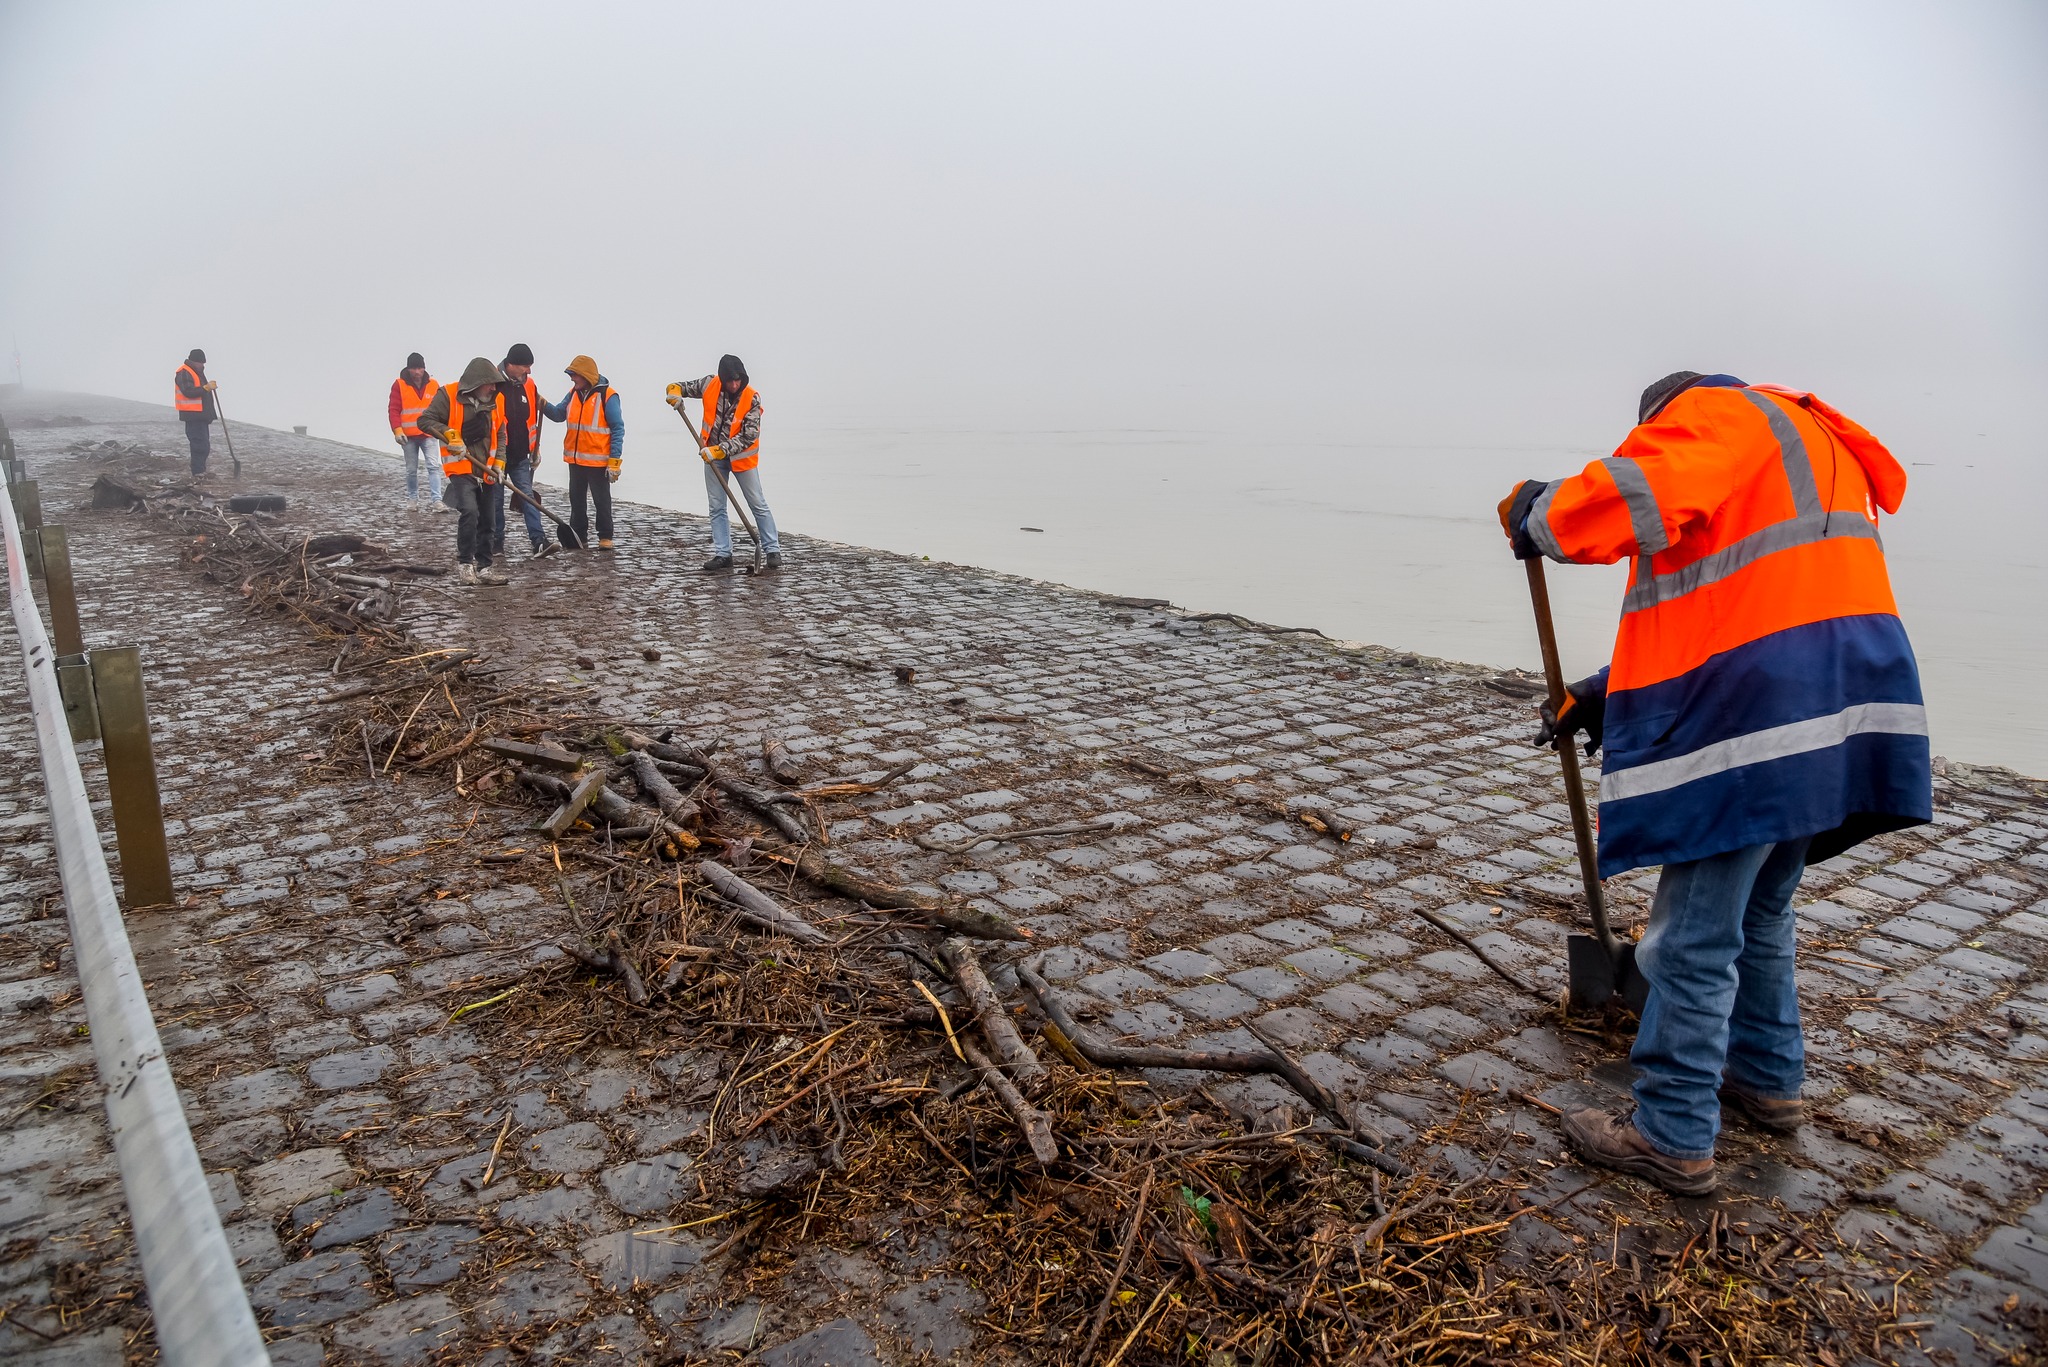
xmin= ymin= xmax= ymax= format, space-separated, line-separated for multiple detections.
xmin=1567 ymin=934 xmax=1652 ymax=1015
xmin=1566 ymin=933 xmax=1618 ymax=1010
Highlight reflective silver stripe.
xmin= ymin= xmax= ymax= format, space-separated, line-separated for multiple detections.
xmin=1527 ymin=481 xmax=1566 ymax=561
xmin=1599 ymin=701 xmax=1927 ymax=804
xmin=1600 ymin=456 xmax=1669 ymax=555
xmin=1738 ymin=388 xmax=1821 ymax=517
xmin=1622 ymin=511 xmax=1879 ymax=614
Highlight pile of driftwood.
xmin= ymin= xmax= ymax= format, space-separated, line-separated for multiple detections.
xmin=111 ymin=500 xmax=1933 ymax=1361
xmin=321 ymin=660 xmax=1917 ymax=1365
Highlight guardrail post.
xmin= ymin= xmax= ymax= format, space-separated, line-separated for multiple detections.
xmin=88 ymin=647 xmax=175 ymax=909
xmin=38 ymin=526 xmax=83 ymax=656
xmin=9 ymin=481 xmax=41 ymax=576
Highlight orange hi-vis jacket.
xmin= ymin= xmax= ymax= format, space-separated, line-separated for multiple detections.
xmin=174 ymin=363 xmax=205 ymax=414
xmin=394 ymin=377 xmax=440 ymax=437
xmin=702 ymin=377 xmax=760 ymax=472
xmin=440 ymin=389 xmax=505 ymax=479
xmin=1524 ymin=379 xmax=1930 ymax=876
xmin=563 ymin=384 xmax=615 ymax=468
xmin=512 ymin=376 xmax=542 ymax=455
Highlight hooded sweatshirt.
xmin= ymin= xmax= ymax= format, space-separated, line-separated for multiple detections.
xmin=414 ymin=357 xmax=508 ymax=464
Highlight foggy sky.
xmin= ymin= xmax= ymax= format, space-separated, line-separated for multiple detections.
xmin=2 ymin=0 xmax=2041 ymax=450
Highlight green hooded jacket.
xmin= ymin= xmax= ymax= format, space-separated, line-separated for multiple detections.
xmin=413 ymin=357 xmax=508 ymax=465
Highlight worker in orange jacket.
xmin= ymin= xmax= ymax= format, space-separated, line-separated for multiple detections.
xmin=1499 ymin=371 xmax=1931 ymax=1195
xmin=172 ymin=349 xmax=217 ymax=476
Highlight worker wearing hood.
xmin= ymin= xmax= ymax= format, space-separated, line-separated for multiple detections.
xmin=665 ymin=353 xmax=781 ymax=572
xmin=1497 ymin=374 xmax=1929 ymax=1196
xmin=414 ymin=356 xmax=510 ymax=584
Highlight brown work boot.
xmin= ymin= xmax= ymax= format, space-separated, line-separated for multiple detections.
xmin=1718 ymin=1081 xmax=1805 ymax=1133
xmin=1560 ymin=1107 xmax=1717 ymax=1196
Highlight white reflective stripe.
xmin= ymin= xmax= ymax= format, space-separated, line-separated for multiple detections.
xmin=1622 ymin=512 xmax=1879 ymax=614
xmin=1599 ymin=701 xmax=1927 ymax=804
xmin=1600 ymin=456 xmax=1670 ymax=555
xmin=1737 ymin=388 xmax=1822 ymax=517
xmin=1527 ymin=482 xmax=1566 ymax=561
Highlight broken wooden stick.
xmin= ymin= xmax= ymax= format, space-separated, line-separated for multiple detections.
xmin=766 ymin=845 xmax=1028 ymax=942
xmin=958 ymin=1038 xmax=1059 ymax=1165
xmin=1292 ymin=807 xmax=1357 ymax=841
xmin=761 ymin=730 xmax=810 ymax=785
xmin=916 ymin=817 xmax=1117 ymax=856
xmin=562 ymin=934 xmax=648 ymax=1005
xmin=940 ymin=938 xmax=1047 ymax=1090
xmin=1018 ymin=961 xmax=1397 ymax=1168
xmin=699 ymin=861 xmax=829 ymax=944
xmin=626 ymin=751 xmax=703 ymax=828
xmin=1244 ymin=1020 xmax=1344 ymax=1124
xmin=1404 ymin=905 xmax=1548 ymax=1001
xmin=542 ymin=770 xmax=608 ymax=838
xmin=794 ymin=757 xmax=918 ymax=799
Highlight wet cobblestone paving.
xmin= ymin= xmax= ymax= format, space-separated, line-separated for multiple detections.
xmin=3 ymin=391 xmax=2047 ymax=1363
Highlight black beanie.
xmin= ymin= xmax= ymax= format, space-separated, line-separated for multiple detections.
xmin=718 ymin=354 xmax=748 ymax=388
xmin=188 ymin=348 xmax=206 ymax=364
xmin=504 ymin=343 xmax=534 ymax=367
xmin=405 ymin=352 xmax=425 ymax=369
xmin=1639 ymin=371 xmax=1704 ymax=425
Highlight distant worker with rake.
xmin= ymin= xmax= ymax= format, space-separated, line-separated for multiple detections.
xmin=415 ymin=357 xmax=509 ymax=585
xmin=388 ymin=352 xmax=447 ymax=509
xmin=172 ymin=348 xmax=218 ymax=477
xmin=542 ymin=354 xmax=624 ymax=551
xmin=1499 ymin=371 xmax=1930 ymax=1195
xmin=667 ymin=354 xmax=781 ymax=572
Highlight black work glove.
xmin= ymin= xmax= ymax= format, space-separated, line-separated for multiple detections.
xmin=1497 ymin=479 xmax=1548 ymax=560
xmin=1532 ymin=670 xmax=1607 ymax=756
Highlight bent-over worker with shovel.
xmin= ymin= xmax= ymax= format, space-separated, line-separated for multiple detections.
xmin=415 ymin=357 xmax=509 ymax=586
xmin=667 ymin=354 xmax=781 ymax=572
xmin=1498 ymin=371 xmax=1931 ymax=1195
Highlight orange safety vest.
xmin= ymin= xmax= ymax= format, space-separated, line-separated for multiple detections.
xmin=439 ymin=388 xmax=504 ymax=478
xmin=563 ymin=384 xmax=615 ymax=467
xmin=1527 ymin=379 xmax=1928 ymax=876
xmin=395 ymin=377 xmax=440 ymax=437
xmin=701 ymin=377 xmax=759 ymax=472
xmin=513 ymin=376 xmax=542 ymax=455
xmin=174 ymin=363 xmax=205 ymax=414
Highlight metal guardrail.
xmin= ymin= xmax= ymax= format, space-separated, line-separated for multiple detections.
xmin=1 ymin=478 xmax=270 ymax=1364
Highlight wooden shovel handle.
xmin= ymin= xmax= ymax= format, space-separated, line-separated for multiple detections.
xmin=1523 ymin=557 xmax=1615 ymax=950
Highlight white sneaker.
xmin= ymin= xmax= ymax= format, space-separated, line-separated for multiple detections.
xmin=477 ymin=566 xmax=509 ymax=586
xmin=455 ymin=563 xmax=479 ymax=585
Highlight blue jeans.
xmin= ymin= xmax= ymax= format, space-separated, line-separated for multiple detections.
xmin=401 ymin=435 xmax=443 ymax=499
xmin=704 ymin=459 xmax=780 ymax=556
xmin=1631 ymin=836 xmax=1811 ymax=1159
xmin=492 ymin=457 xmax=545 ymax=552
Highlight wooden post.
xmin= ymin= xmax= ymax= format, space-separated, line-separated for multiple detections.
xmin=89 ymin=648 xmax=174 ymax=908
xmin=38 ymin=527 xmax=83 ymax=657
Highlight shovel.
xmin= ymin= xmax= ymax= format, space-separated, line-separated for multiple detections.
xmin=505 ymin=479 xmax=582 ymax=551
xmin=212 ymin=387 xmax=241 ymax=478
xmin=671 ymin=401 xmax=763 ymax=574
xmin=1524 ymin=557 xmax=1648 ymax=1013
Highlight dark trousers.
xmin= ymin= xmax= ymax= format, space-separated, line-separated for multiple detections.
xmin=443 ymin=474 xmax=496 ymax=567
xmin=493 ymin=457 xmax=546 ymax=553
xmin=568 ymin=464 xmax=613 ymax=545
xmin=183 ymin=418 xmax=210 ymax=475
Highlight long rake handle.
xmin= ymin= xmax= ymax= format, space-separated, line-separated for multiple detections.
xmin=1524 ymin=557 xmax=1616 ymax=952
xmin=675 ymin=404 xmax=762 ymax=563
xmin=212 ymin=388 xmax=240 ymax=476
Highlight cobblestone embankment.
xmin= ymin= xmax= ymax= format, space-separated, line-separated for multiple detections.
xmin=2 ymin=390 xmax=2046 ymax=1365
